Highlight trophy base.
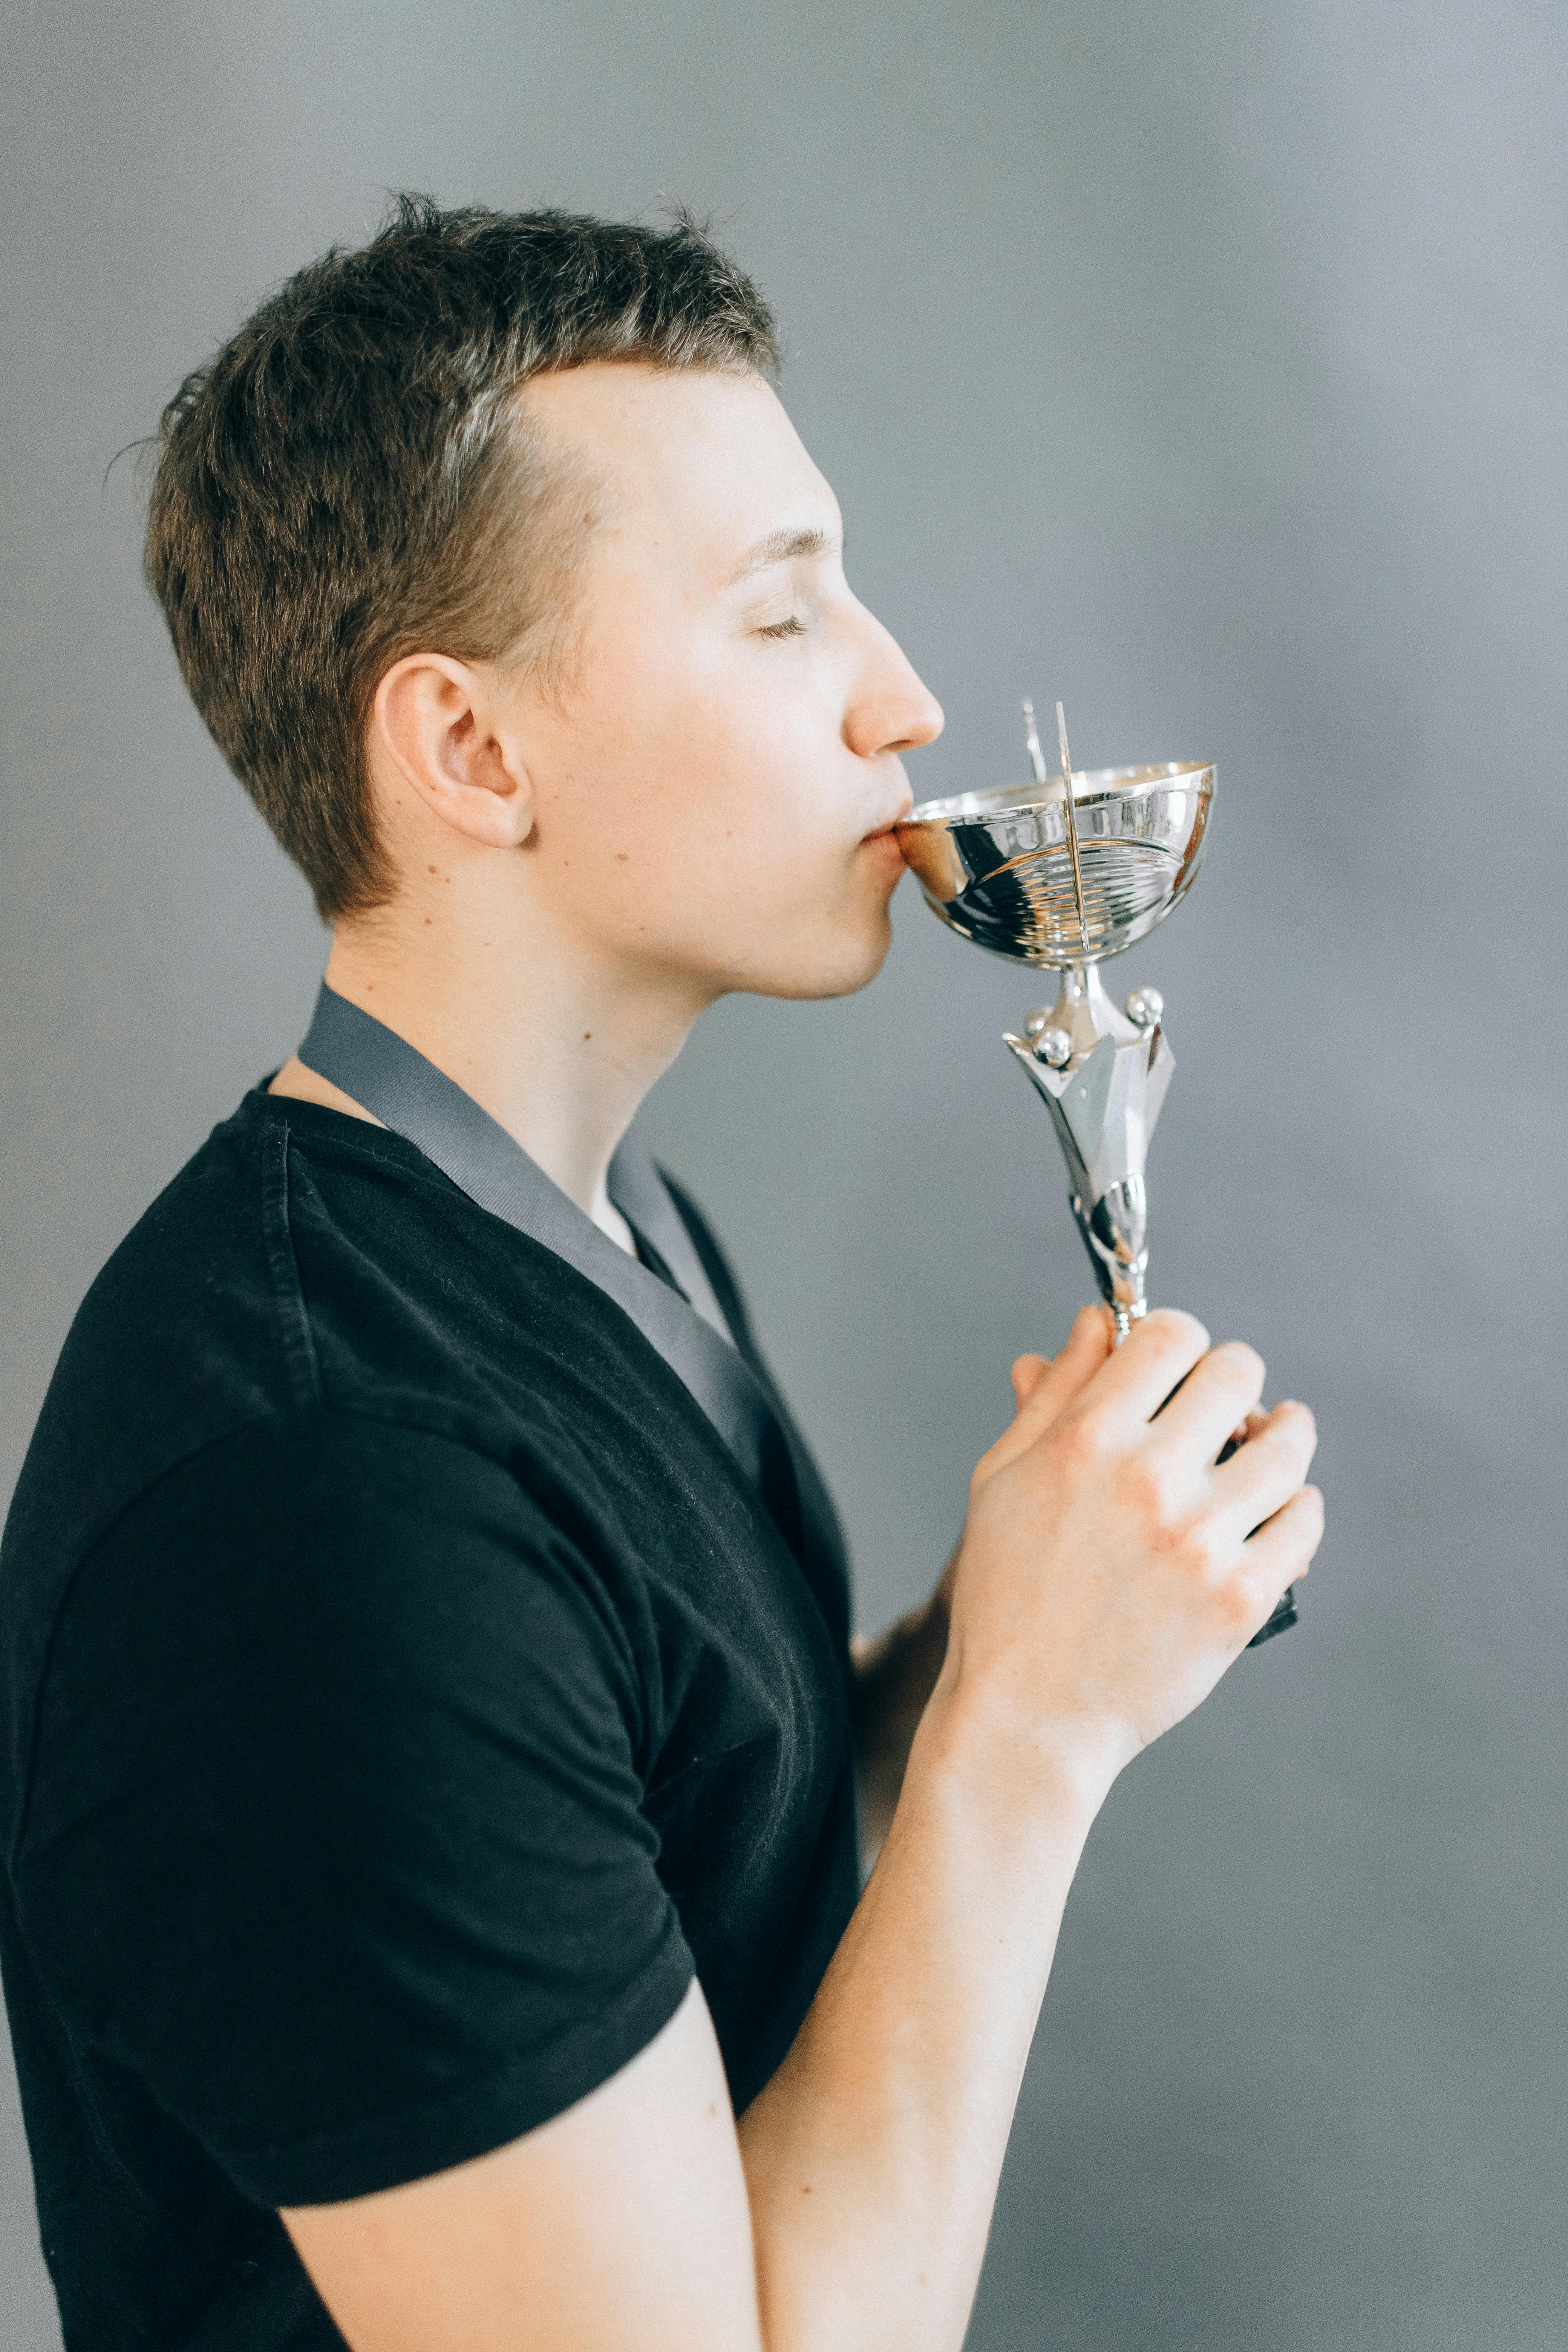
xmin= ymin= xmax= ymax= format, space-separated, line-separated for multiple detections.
xmin=1249 ymin=1588 xmax=1300 ymax=1647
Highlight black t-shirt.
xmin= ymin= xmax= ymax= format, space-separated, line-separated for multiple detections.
xmin=0 ymin=1091 xmax=860 ymax=2350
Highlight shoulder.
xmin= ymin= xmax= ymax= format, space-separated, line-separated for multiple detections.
xmin=10 ymin=1402 xmax=660 ymax=1854
xmin=1 ymin=1095 xmax=415 ymax=1618
xmin=2 ymin=1090 xmax=656 ymax=1591
xmin=2 ymin=1096 xmax=301 ymax=1649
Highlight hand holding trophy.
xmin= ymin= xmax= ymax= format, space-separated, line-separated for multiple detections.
xmin=897 ymin=700 xmax=1297 ymax=1648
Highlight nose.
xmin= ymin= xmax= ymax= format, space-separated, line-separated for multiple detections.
xmin=843 ymin=609 xmax=945 ymax=762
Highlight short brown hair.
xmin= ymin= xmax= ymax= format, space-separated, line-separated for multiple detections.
xmin=143 ymin=196 xmax=780 ymax=919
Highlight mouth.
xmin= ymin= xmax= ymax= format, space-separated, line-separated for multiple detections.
xmin=861 ymin=792 xmax=915 ymax=844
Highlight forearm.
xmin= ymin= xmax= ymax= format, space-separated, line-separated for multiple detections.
xmin=852 ymin=1588 xmax=951 ymax=1864
xmin=740 ymin=1683 xmax=1104 ymax=2352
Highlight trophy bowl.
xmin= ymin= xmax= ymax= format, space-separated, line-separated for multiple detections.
xmin=895 ymin=760 xmax=1215 ymax=967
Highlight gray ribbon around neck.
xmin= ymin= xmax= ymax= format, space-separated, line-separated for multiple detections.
xmin=296 ymin=983 xmax=777 ymax=1489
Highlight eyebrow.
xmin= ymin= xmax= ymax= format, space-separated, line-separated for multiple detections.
xmin=724 ymin=525 xmax=842 ymax=588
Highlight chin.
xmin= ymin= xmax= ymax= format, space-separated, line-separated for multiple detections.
xmin=743 ymin=911 xmax=894 ymax=1004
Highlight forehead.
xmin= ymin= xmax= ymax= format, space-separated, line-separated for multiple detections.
xmin=519 ymin=361 xmax=836 ymax=567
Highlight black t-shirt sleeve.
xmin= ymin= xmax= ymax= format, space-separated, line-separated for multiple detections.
xmin=11 ymin=1410 xmax=694 ymax=2208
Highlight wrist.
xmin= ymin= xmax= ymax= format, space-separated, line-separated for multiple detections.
xmin=903 ymin=1665 xmax=1119 ymax=1862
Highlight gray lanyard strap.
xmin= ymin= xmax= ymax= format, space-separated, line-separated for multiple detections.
xmin=296 ymin=982 xmax=776 ymax=1487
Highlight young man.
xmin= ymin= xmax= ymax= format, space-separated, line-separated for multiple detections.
xmin=0 ymin=201 xmax=1321 ymax=2351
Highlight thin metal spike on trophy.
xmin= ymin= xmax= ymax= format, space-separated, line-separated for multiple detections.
xmin=1020 ymin=695 xmax=1049 ymax=786
xmin=1054 ymin=700 xmax=1090 ymax=955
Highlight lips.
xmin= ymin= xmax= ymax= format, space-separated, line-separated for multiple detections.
xmin=862 ymin=799 xmax=914 ymax=844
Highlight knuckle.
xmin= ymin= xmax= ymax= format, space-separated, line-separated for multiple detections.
xmin=1188 ymin=1521 xmax=1233 ymax=1585
xmin=1214 ymin=1339 xmax=1265 ymax=1390
xmin=1054 ymin=1403 xmax=1109 ymax=1470
xmin=1219 ymin=1576 xmax=1262 ymax=1638
xmin=1252 ymin=1424 xmax=1298 ymax=1479
xmin=1144 ymin=1306 xmax=1210 ymax=1358
xmin=1282 ymin=1400 xmax=1318 ymax=1450
xmin=1121 ymin=1450 xmax=1178 ymax=1528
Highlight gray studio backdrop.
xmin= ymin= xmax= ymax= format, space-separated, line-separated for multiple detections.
xmin=3 ymin=3 xmax=1565 ymax=2346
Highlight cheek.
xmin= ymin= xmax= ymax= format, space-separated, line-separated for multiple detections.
xmin=536 ymin=734 xmax=789 ymax=939
xmin=608 ymin=674 xmax=837 ymax=875
xmin=535 ymin=614 xmax=859 ymax=936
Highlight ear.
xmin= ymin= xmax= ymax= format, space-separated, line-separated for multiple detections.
xmin=370 ymin=652 xmax=534 ymax=849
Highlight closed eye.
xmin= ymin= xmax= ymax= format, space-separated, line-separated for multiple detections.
xmin=756 ymin=614 xmax=808 ymax=640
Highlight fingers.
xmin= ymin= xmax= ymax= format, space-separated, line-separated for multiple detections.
xmin=1084 ymin=1307 xmax=1212 ymax=1426
xmin=1153 ymin=1340 xmax=1267 ymax=1462
xmin=1229 ymin=1408 xmax=1269 ymax=1454
xmin=1212 ymin=1401 xmax=1318 ymax=1535
xmin=1008 ymin=1306 xmax=1112 ymax=1434
xmin=1234 ymin=1483 xmax=1325 ymax=1626
xmin=980 ymin=1308 xmax=1112 ymax=1480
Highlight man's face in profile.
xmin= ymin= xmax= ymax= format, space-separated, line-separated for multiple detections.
xmin=482 ymin=362 xmax=944 ymax=1007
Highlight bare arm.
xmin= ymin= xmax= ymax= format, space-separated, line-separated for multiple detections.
xmin=284 ymin=1306 xmax=1322 ymax=2351
xmin=851 ymin=1573 xmax=952 ymax=1866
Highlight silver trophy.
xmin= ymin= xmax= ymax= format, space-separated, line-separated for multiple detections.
xmin=897 ymin=700 xmax=1296 ymax=1645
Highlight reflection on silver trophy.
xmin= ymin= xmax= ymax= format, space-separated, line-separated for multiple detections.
xmin=897 ymin=699 xmax=1296 ymax=1646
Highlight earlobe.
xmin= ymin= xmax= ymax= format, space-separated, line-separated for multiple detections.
xmin=372 ymin=653 xmax=536 ymax=850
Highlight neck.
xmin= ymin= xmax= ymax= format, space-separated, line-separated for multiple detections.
xmin=274 ymin=893 xmax=709 ymax=1237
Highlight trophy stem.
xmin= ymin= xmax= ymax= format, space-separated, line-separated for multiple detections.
xmin=1006 ymin=965 xmax=1167 ymax=1341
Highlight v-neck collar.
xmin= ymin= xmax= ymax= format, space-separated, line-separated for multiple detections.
xmin=294 ymin=983 xmax=787 ymax=1492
